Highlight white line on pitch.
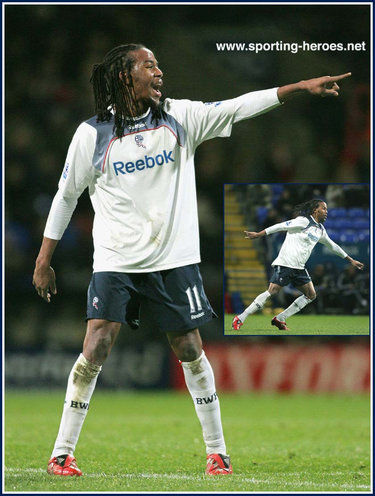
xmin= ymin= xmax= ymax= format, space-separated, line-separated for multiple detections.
xmin=4 ymin=467 xmax=370 ymax=490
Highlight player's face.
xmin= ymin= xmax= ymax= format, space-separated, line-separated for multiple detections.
xmin=314 ymin=202 xmax=328 ymax=223
xmin=127 ymin=48 xmax=163 ymax=111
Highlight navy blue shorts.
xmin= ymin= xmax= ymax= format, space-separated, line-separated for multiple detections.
xmin=270 ymin=265 xmax=312 ymax=287
xmin=86 ymin=264 xmax=216 ymax=332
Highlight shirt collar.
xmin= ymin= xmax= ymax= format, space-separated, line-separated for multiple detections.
xmin=109 ymin=106 xmax=151 ymax=120
xmin=310 ymin=215 xmax=321 ymax=227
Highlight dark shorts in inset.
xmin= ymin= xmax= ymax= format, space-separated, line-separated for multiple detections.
xmin=86 ymin=264 xmax=216 ymax=332
xmin=270 ymin=265 xmax=312 ymax=287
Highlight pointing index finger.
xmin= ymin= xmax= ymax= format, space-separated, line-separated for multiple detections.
xmin=330 ymin=72 xmax=352 ymax=81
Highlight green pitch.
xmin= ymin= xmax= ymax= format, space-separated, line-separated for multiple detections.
xmin=4 ymin=390 xmax=370 ymax=492
xmin=225 ymin=314 xmax=370 ymax=335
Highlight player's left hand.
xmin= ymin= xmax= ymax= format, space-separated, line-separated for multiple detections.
xmin=303 ymin=73 xmax=351 ymax=97
xmin=33 ymin=264 xmax=57 ymax=302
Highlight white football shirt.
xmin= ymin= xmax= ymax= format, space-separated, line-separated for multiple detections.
xmin=265 ymin=216 xmax=348 ymax=269
xmin=44 ymin=88 xmax=281 ymax=272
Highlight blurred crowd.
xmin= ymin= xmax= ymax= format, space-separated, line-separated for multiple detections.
xmin=5 ymin=5 xmax=370 ymax=349
xmin=236 ymin=183 xmax=369 ymax=228
xmin=277 ymin=263 xmax=369 ymax=316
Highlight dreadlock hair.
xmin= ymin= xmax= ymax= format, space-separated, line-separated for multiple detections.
xmin=90 ymin=44 xmax=162 ymax=138
xmin=293 ymin=199 xmax=325 ymax=218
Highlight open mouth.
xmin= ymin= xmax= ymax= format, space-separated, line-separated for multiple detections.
xmin=152 ymin=81 xmax=163 ymax=98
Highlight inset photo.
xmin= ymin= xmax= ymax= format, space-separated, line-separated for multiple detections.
xmin=224 ymin=184 xmax=370 ymax=335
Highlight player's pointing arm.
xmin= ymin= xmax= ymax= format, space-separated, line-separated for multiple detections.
xmin=277 ymin=72 xmax=352 ymax=102
xmin=199 ymin=72 xmax=351 ymax=140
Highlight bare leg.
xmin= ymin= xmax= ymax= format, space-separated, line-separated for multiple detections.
xmin=167 ymin=327 xmax=202 ymax=361
xmin=297 ymin=281 xmax=317 ymax=300
xmin=83 ymin=319 xmax=121 ymax=364
xmin=276 ymin=282 xmax=316 ymax=321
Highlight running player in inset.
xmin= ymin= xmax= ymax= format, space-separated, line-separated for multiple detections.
xmin=232 ymin=199 xmax=364 ymax=331
xmin=32 ymin=43 xmax=352 ymax=476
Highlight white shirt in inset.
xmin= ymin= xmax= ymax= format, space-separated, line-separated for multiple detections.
xmin=265 ymin=216 xmax=348 ymax=269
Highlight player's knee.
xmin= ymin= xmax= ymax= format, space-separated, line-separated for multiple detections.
xmin=85 ymin=337 xmax=112 ymax=363
xmin=307 ymin=291 xmax=316 ymax=301
xmin=268 ymin=285 xmax=280 ymax=295
xmin=177 ymin=342 xmax=202 ymax=362
xmin=94 ymin=332 xmax=113 ymax=354
xmin=168 ymin=329 xmax=202 ymax=362
xmin=84 ymin=321 xmax=119 ymax=364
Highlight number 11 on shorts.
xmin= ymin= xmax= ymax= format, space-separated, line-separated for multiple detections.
xmin=185 ymin=285 xmax=203 ymax=314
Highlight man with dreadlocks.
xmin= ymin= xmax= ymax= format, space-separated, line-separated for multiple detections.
xmin=33 ymin=43 xmax=352 ymax=476
xmin=232 ymin=199 xmax=364 ymax=331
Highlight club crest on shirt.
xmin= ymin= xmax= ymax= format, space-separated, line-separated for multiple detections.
xmin=135 ymin=134 xmax=146 ymax=148
xmin=93 ymin=297 xmax=99 ymax=310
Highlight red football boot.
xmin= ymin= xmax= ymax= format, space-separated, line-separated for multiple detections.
xmin=47 ymin=454 xmax=82 ymax=476
xmin=271 ymin=316 xmax=289 ymax=331
xmin=231 ymin=316 xmax=243 ymax=330
xmin=205 ymin=453 xmax=233 ymax=475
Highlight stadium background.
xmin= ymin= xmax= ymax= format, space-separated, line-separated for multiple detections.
xmin=5 ymin=5 xmax=370 ymax=393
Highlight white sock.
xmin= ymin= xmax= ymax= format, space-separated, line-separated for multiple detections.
xmin=238 ymin=290 xmax=271 ymax=322
xmin=277 ymin=295 xmax=314 ymax=321
xmin=51 ymin=353 xmax=102 ymax=457
xmin=181 ymin=351 xmax=226 ymax=455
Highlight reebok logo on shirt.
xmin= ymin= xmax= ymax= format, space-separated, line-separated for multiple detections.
xmin=113 ymin=150 xmax=175 ymax=175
